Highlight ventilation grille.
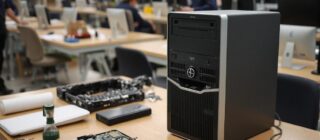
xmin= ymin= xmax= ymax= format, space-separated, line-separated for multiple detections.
xmin=171 ymin=69 xmax=185 ymax=76
xmin=171 ymin=62 xmax=185 ymax=70
xmin=169 ymin=82 xmax=218 ymax=140
xmin=199 ymin=75 xmax=215 ymax=83
xmin=170 ymin=62 xmax=186 ymax=77
xmin=199 ymin=67 xmax=215 ymax=75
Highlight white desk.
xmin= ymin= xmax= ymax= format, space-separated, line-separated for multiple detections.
xmin=37 ymin=28 xmax=164 ymax=80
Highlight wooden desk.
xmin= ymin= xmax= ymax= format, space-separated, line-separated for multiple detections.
xmin=122 ymin=40 xmax=320 ymax=82
xmin=140 ymin=13 xmax=167 ymax=24
xmin=278 ymin=59 xmax=320 ymax=83
xmin=6 ymin=17 xmax=38 ymax=23
xmin=6 ymin=20 xmax=65 ymax=33
xmin=37 ymin=28 xmax=163 ymax=52
xmin=37 ymin=28 xmax=163 ymax=79
xmin=122 ymin=39 xmax=167 ymax=65
xmin=0 ymin=84 xmax=319 ymax=140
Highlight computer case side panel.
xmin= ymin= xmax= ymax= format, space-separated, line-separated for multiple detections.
xmin=224 ymin=13 xmax=280 ymax=139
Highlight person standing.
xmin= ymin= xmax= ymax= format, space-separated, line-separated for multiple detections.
xmin=0 ymin=0 xmax=24 ymax=95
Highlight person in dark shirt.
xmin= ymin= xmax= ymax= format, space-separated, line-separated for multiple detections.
xmin=180 ymin=0 xmax=217 ymax=11
xmin=0 ymin=0 xmax=25 ymax=95
xmin=116 ymin=0 xmax=155 ymax=33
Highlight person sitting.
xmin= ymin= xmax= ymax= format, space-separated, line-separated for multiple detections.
xmin=116 ymin=0 xmax=155 ymax=33
xmin=180 ymin=0 xmax=217 ymax=11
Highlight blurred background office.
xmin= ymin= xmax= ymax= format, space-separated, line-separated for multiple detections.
xmin=0 ymin=0 xmax=319 ymax=103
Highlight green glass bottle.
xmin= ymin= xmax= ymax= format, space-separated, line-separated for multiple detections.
xmin=43 ymin=104 xmax=60 ymax=140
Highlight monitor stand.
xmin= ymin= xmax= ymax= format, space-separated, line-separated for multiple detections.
xmin=311 ymin=43 xmax=320 ymax=75
xmin=280 ymin=42 xmax=307 ymax=70
xmin=38 ymin=16 xmax=49 ymax=30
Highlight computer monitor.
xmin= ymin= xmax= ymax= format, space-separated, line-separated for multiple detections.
xmin=114 ymin=0 xmax=123 ymax=5
xmin=40 ymin=0 xmax=48 ymax=5
xmin=19 ymin=1 xmax=30 ymax=18
xmin=107 ymin=8 xmax=129 ymax=39
xmin=278 ymin=0 xmax=320 ymax=27
xmin=153 ymin=2 xmax=168 ymax=17
xmin=76 ymin=0 xmax=88 ymax=7
xmin=255 ymin=0 xmax=278 ymax=11
xmin=279 ymin=25 xmax=317 ymax=70
xmin=55 ymin=0 xmax=62 ymax=8
xmin=61 ymin=8 xmax=77 ymax=26
xmin=88 ymin=0 xmax=96 ymax=5
xmin=35 ymin=5 xmax=51 ymax=29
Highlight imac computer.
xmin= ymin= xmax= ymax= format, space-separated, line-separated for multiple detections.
xmin=19 ymin=1 xmax=30 ymax=19
xmin=279 ymin=25 xmax=317 ymax=70
xmin=35 ymin=5 xmax=51 ymax=29
xmin=107 ymin=8 xmax=129 ymax=39
xmin=256 ymin=0 xmax=278 ymax=11
xmin=278 ymin=0 xmax=320 ymax=74
xmin=88 ymin=0 xmax=96 ymax=6
xmin=61 ymin=8 xmax=78 ymax=26
xmin=153 ymin=2 xmax=169 ymax=17
xmin=55 ymin=0 xmax=62 ymax=8
xmin=76 ymin=0 xmax=88 ymax=8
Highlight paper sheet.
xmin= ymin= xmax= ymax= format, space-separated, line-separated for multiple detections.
xmin=88 ymin=28 xmax=107 ymax=40
xmin=5 ymin=21 xmax=17 ymax=30
xmin=50 ymin=19 xmax=61 ymax=24
xmin=40 ymin=34 xmax=64 ymax=41
xmin=0 ymin=92 xmax=53 ymax=115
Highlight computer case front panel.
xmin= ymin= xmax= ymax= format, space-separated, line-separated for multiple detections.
xmin=167 ymin=13 xmax=223 ymax=140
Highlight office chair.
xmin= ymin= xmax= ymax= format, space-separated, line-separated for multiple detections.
xmin=276 ymin=73 xmax=320 ymax=130
xmin=115 ymin=47 xmax=167 ymax=88
xmin=17 ymin=26 xmax=70 ymax=84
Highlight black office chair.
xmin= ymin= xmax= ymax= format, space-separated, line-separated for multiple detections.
xmin=276 ymin=74 xmax=320 ymax=130
xmin=115 ymin=47 xmax=167 ymax=88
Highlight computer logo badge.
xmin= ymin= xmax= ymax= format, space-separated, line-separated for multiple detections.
xmin=186 ymin=66 xmax=196 ymax=78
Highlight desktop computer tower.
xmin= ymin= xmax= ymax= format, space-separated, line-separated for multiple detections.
xmin=167 ymin=10 xmax=280 ymax=140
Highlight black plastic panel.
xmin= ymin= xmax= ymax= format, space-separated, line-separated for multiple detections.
xmin=168 ymin=13 xmax=221 ymax=56
xmin=168 ymin=81 xmax=218 ymax=140
xmin=168 ymin=51 xmax=219 ymax=89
